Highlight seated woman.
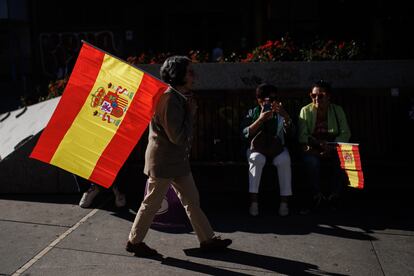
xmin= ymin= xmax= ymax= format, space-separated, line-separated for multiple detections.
xmin=241 ymin=83 xmax=293 ymax=217
xmin=298 ymin=80 xmax=351 ymax=212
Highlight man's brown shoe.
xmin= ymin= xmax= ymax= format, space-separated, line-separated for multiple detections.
xmin=126 ymin=241 xmax=160 ymax=257
xmin=200 ymin=236 xmax=232 ymax=252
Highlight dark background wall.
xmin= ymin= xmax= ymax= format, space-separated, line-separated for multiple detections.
xmin=1 ymin=0 xmax=413 ymax=113
xmin=1 ymin=0 xmax=413 ymax=194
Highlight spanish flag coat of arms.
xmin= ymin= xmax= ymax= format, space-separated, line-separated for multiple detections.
xmin=30 ymin=42 xmax=168 ymax=188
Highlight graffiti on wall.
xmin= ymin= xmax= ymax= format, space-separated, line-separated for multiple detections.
xmin=39 ymin=31 xmax=118 ymax=79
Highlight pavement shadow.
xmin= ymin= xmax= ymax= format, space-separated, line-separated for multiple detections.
xmin=107 ymin=186 xmax=412 ymax=241
xmin=162 ymin=256 xmax=251 ymax=276
xmin=201 ymin=188 xmax=414 ymax=240
xmin=183 ymin=248 xmax=346 ymax=276
xmin=207 ymin=212 xmax=378 ymax=241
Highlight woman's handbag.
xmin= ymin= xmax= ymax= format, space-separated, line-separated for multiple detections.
xmin=250 ymin=130 xmax=284 ymax=159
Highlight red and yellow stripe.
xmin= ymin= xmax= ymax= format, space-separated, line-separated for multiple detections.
xmin=30 ymin=43 xmax=167 ymax=188
xmin=336 ymin=143 xmax=364 ymax=189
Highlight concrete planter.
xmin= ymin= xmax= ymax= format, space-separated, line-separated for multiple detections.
xmin=138 ymin=60 xmax=414 ymax=90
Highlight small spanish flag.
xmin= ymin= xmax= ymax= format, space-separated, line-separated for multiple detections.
xmin=30 ymin=42 xmax=168 ymax=188
xmin=336 ymin=143 xmax=364 ymax=189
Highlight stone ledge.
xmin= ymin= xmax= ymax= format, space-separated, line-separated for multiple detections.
xmin=138 ymin=60 xmax=414 ymax=89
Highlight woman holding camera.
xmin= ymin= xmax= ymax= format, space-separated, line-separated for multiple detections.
xmin=241 ymin=83 xmax=293 ymax=217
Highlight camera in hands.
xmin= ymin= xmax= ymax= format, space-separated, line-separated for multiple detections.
xmin=263 ymin=98 xmax=272 ymax=112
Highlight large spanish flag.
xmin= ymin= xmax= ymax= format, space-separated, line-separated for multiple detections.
xmin=336 ymin=143 xmax=364 ymax=189
xmin=30 ymin=42 xmax=168 ymax=188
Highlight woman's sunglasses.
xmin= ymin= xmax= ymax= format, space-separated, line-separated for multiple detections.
xmin=310 ymin=93 xmax=326 ymax=99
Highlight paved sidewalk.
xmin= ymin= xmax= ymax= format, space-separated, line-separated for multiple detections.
xmin=0 ymin=190 xmax=413 ymax=276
